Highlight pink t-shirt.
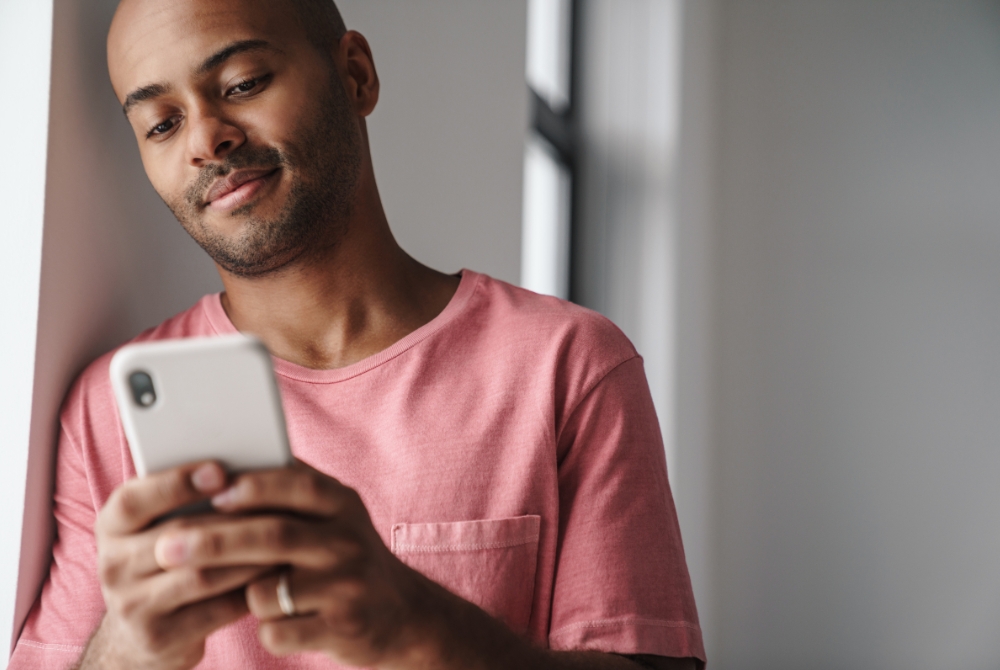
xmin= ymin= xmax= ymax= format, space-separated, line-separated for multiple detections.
xmin=11 ymin=270 xmax=705 ymax=669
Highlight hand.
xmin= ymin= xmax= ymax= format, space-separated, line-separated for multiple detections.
xmin=141 ymin=463 xmax=699 ymax=670
xmin=153 ymin=461 xmax=427 ymax=667
xmin=83 ymin=462 xmax=270 ymax=670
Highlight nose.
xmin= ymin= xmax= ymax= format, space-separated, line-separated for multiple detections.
xmin=185 ymin=106 xmax=246 ymax=166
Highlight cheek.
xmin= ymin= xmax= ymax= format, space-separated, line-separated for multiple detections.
xmin=140 ymin=148 xmax=189 ymax=207
xmin=240 ymin=107 xmax=301 ymax=155
xmin=238 ymin=73 xmax=330 ymax=155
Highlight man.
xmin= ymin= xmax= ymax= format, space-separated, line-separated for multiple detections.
xmin=10 ymin=1 xmax=705 ymax=668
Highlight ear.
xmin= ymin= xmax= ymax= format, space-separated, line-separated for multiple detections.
xmin=337 ymin=31 xmax=380 ymax=117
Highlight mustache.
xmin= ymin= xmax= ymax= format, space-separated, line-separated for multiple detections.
xmin=185 ymin=145 xmax=286 ymax=207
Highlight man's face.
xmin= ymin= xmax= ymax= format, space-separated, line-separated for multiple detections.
xmin=108 ymin=0 xmax=362 ymax=277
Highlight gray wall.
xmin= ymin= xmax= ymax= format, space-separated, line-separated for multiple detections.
xmin=338 ymin=1 xmax=528 ymax=283
xmin=709 ymin=1 xmax=1000 ymax=667
xmin=574 ymin=0 xmax=722 ymax=646
xmin=13 ymin=0 xmax=527 ymax=643
xmin=575 ymin=0 xmax=682 ymax=487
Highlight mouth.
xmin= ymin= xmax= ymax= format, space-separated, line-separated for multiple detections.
xmin=203 ymin=167 xmax=280 ymax=212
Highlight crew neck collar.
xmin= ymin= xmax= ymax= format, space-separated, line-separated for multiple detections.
xmin=202 ymin=269 xmax=482 ymax=384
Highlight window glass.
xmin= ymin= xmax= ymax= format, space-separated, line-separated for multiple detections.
xmin=521 ymin=134 xmax=572 ymax=300
xmin=526 ymin=0 xmax=572 ymax=114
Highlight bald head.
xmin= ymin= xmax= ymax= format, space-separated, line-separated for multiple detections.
xmin=288 ymin=0 xmax=347 ymax=53
xmin=109 ymin=0 xmax=346 ymax=74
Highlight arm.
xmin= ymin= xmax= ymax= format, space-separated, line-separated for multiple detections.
xmin=377 ymin=564 xmax=697 ymax=670
xmin=154 ymin=462 xmax=698 ymax=669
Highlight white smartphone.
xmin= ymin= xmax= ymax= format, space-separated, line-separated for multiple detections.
xmin=109 ymin=334 xmax=293 ymax=478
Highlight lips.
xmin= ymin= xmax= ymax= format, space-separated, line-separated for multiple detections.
xmin=203 ymin=168 xmax=279 ymax=210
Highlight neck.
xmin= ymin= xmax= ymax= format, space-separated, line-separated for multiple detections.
xmin=217 ymin=176 xmax=459 ymax=370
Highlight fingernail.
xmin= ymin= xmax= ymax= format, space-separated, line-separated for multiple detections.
xmin=211 ymin=486 xmax=239 ymax=508
xmin=157 ymin=532 xmax=193 ymax=567
xmin=192 ymin=464 xmax=224 ymax=492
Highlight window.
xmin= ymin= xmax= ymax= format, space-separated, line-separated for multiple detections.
xmin=521 ymin=0 xmax=576 ymax=300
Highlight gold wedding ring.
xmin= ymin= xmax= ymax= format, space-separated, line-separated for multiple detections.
xmin=276 ymin=569 xmax=297 ymax=617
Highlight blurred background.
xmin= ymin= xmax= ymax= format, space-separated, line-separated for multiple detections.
xmin=2 ymin=0 xmax=1000 ymax=667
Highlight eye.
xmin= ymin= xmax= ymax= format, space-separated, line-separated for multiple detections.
xmin=146 ymin=116 xmax=179 ymax=139
xmin=232 ymin=79 xmax=257 ymax=94
xmin=228 ymin=75 xmax=269 ymax=97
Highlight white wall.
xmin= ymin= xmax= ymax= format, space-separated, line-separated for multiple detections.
xmin=8 ymin=0 xmax=528 ymax=649
xmin=709 ymin=1 xmax=1000 ymax=667
xmin=0 ymin=0 xmax=54 ymax=657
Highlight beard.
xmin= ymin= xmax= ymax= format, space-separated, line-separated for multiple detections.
xmin=164 ymin=72 xmax=363 ymax=278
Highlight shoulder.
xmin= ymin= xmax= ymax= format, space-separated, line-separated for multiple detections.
xmin=464 ymin=271 xmax=637 ymax=363
xmin=457 ymin=271 xmax=641 ymax=409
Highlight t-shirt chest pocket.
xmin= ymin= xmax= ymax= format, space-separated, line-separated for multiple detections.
xmin=390 ymin=515 xmax=541 ymax=635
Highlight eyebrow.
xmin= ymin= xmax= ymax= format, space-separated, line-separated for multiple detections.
xmin=122 ymin=82 xmax=171 ymax=116
xmin=122 ymin=39 xmax=274 ymax=116
xmin=195 ymin=38 xmax=271 ymax=76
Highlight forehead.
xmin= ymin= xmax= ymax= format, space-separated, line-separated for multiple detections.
xmin=107 ymin=0 xmax=302 ymax=100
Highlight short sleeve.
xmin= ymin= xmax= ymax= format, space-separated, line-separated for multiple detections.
xmin=9 ymin=423 xmax=105 ymax=668
xmin=549 ymin=356 xmax=705 ymax=664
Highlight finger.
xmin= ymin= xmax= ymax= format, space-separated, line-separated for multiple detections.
xmin=98 ymin=527 xmax=165 ymax=584
xmin=246 ymin=570 xmax=362 ymax=621
xmin=106 ymin=512 xmax=247 ymax=580
xmin=258 ymin=614 xmax=330 ymax=656
xmin=99 ymin=462 xmax=228 ymax=535
xmin=210 ymin=464 xmax=352 ymax=516
xmin=163 ymin=588 xmax=250 ymax=646
xmin=155 ymin=516 xmax=360 ymax=570
xmin=147 ymin=565 xmax=276 ymax=612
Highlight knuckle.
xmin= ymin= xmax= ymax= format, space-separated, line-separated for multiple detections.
xmin=317 ymin=579 xmax=360 ymax=621
xmin=319 ymin=540 xmax=351 ymax=568
xmin=338 ymin=577 xmax=366 ymax=602
xmin=99 ymin=540 xmax=152 ymax=586
xmin=316 ymin=544 xmax=337 ymax=568
xmin=300 ymin=473 xmax=324 ymax=500
xmin=185 ymin=568 xmax=212 ymax=592
xmin=116 ymin=593 xmax=146 ymax=620
xmin=263 ymin=518 xmax=298 ymax=550
xmin=97 ymin=554 xmax=124 ymax=587
xmin=238 ymin=523 xmax=260 ymax=550
xmin=323 ymin=578 xmax=364 ymax=614
xmin=331 ymin=610 xmax=369 ymax=640
xmin=242 ymin=476 xmax=267 ymax=500
xmin=156 ymin=470 xmax=190 ymax=505
xmin=196 ymin=529 xmax=225 ymax=559
xmin=115 ymin=486 xmax=143 ymax=521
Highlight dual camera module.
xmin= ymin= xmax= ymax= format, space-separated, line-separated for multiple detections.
xmin=128 ymin=371 xmax=157 ymax=408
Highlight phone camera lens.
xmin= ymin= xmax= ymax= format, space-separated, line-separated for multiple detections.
xmin=129 ymin=371 xmax=157 ymax=408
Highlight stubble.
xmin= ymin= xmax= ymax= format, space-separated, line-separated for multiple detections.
xmin=165 ymin=71 xmax=363 ymax=278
